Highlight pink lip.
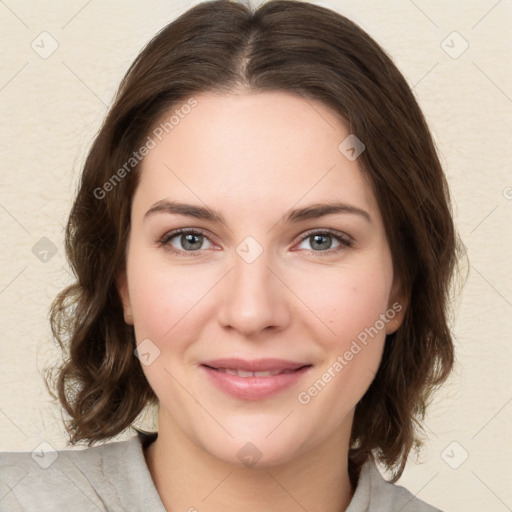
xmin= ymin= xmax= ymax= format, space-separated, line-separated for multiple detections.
xmin=200 ymin=358 xmax=312 ymax=401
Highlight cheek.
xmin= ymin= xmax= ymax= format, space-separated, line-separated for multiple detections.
xmin=126 ymin=256 xmax=217 ymax=405
xmin=125 ymin=241 xmax=219 ymax=347
xmin=294 ymin=266 xmax=392 ymax=428
xmin=296 ymin=262 xmax=393 ymax=349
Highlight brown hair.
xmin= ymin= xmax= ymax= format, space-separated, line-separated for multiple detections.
xmin=47 ymin=0 xmax=464 ymax=482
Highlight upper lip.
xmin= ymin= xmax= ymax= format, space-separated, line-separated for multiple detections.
xmin=201 ymin=358 xmax=310 ymax=372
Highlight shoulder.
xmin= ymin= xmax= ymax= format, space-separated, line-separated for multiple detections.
xmin=348 ymin=459 xmax=444 ymax=512
xmin=0 ymin=438 xmax=129 ymax=512
xmin=0 ymin=431 xmax=163 ymax=512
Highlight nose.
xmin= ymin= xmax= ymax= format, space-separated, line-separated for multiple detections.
xmin=216 ymin=246 xmax=291 ymax=337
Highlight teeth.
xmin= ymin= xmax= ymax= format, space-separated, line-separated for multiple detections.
xmin=239 ymin=369 xmax=258 ymax=377
xmin=216 ymin=368 xmax=287 ymax=377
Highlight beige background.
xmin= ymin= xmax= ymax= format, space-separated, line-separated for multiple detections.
xmin=1 ymin=0 xmax=511 ymax=510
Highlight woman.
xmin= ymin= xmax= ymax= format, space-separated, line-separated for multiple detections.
xmin=0 ymin=1 xmax=463 ymax=510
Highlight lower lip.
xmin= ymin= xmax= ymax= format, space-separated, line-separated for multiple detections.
xmin=200 ymin=365 xmax=311 ymax=401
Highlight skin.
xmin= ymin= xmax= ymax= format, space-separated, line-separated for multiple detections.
xmin=117 ymin=90 xmax=405 ymax=512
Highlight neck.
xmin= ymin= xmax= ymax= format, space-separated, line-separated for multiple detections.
xmin=144 ymin=413 xmax=355 ymax=512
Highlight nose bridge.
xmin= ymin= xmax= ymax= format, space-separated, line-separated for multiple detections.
xmin=217 ymin=240 xmax=289 ymax=335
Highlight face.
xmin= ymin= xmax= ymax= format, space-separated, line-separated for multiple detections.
xmin=117 ymin=90 xmax=404 ymax=467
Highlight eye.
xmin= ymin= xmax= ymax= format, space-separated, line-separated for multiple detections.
xmin=158 ymin=228 xmax=353 ymax=256
xmin=159 ymin=228 xmax=214 ymax=254
xmin=295 ymin=229 xmax=352 ymax=253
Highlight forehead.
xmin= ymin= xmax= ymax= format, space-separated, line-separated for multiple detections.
xmin=134 ymin=91 xmax=378 ymax=222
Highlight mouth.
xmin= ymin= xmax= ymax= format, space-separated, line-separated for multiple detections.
xmin=203 ymin=367 xmax=304 ymax=377
xmin=200 ymin=358 xmax=313 ymax=400
xmin=201 ymin=357 xmax=310 ymax=374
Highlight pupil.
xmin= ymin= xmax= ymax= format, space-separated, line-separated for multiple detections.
xmin=311 ymin=234 xmax=331 ymax=250
xmin=183 ymin=233 xmax=202 ymax=250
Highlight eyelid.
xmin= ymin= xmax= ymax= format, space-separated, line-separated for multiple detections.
xmin=158 ymin=227 xmax=218 ymax=256
xmin=295 ymin=227 xmax=353 ymax=244
xmin=291 ymin=228 xmax=353 ymax=254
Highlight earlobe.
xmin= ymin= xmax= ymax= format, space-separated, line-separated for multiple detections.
xmin=116 ymin=269 xmax=134 ymax=325
xmin=385 ymin=280 xmax=408 ymax=335
xmin=386 ymin=316 xmax=403 ymax=335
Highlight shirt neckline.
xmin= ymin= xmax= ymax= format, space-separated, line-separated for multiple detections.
xmin=131 ymin=429 xmax=374 ymax=512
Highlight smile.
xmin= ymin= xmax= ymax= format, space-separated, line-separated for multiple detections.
xmin=210 ymin=367 xmax=298 ymax=377
xmin=200 ymin=358 xmax=312 ymax=400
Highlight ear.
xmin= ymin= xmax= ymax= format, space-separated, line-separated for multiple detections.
xmin=116 ymin=269 xmax=134 ymax=325
xmin=385 ymin=277 xmax=408 ymax=335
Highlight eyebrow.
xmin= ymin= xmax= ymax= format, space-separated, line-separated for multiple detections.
xmin=143 ymin=199 xmax=372 ymax=224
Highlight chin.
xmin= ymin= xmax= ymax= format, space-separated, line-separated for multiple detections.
xmin=194 ymin=419 xmax=310 ymax=469
xmin=208 ymin=441 xmax=300 ymax=469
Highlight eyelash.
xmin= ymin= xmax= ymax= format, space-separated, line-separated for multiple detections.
xmin=157 ymin=228 xmax=353 ymax=257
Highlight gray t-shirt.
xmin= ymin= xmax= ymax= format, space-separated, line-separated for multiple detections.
xmin=0 ymin=430 xmax=443 ymax=511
